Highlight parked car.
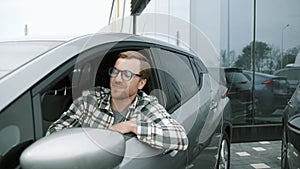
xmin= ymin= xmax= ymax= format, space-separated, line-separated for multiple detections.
xmin=274 ymin=67 xmax=300 ymax=95
xmin=0 ymin=33 xmax=232 ymax=169
xmin=281 ymin=84 xmax=300 ymax=169
xmin=243 ymin=70 xmax=290 ymax=115
xmin=224 ymin=68 xmax=255 ymax=124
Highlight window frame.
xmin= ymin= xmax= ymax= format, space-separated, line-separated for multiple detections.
xmin=31 ymin=42 xmax=160 ymax=137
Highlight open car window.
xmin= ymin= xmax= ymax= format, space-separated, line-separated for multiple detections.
xmin=32 ymin=44 xmax=165 ymax=136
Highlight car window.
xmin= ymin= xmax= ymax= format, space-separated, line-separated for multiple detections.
xmin=73 ymin=63 xmax=93 ymax=89
xmin=155 ymin=49 xmax=198 ymax=110
xmin=225 ymin=71 xmax=249 ymax=84
xmin=192 ymin=57 xmax=206 ymax=86
xmin=32 ymin=44 xmax=157 ymax=135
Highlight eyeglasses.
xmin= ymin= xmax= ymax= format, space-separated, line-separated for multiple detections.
xmin=108 ymin=67 xmax=142 ymax=81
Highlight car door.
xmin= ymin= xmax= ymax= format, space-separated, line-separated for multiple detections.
xmin=25 ymin=41 xmax=187 ymax=169
xmin=0 ymin=91 xmax=35 ymax=169
xmin=151 ymin=47 xmax=223 ymax=168
xmin=285 ymin=84 xmax=300 ymax=168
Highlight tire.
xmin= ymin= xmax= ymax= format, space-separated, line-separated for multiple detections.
xmin=217 ymin=132 xmax=230 ymax=169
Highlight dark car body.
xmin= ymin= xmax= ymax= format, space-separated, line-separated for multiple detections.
xmin=243 ymin=70 xmax=290 ymax=115
xmin=281 ymin=84 xmax=300 ymax=169
xmin=0 ymin=33 xmax=232 ymax=169
xmin=224 ymin=68 xmax=255 ymax=124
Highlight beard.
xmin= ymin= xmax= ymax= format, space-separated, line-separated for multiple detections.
xmin=110 ymin=82 xmax=137 ymax=101
xmin=111 ymin=87 xmax=129 ymax=100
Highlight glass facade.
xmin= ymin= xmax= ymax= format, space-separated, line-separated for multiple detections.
xmin=105 ymin=0 xmax=300 ymax=141
xmin=225 ymin=0 xmax=300 ymax=127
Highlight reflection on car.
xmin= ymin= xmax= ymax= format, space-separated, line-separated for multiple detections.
xmin=243 ymin=70 xmax=289 ymax=116
xmin=0 ymin=33 xmax=232 ymax=169
xmin=281 ymin=84 xmax=300 ymax=169
xmin=274 ymin=67 xmax=300 ymax=95
xmin=0 ymin=39 xmax=65 ymax=79
xmin=224 ymin=68 xmax=255 ymax=125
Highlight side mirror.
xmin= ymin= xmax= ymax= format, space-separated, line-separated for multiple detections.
xmin=20 ymin=128 xmax=125 ymax=169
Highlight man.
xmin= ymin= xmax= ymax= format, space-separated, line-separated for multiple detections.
xmin=46 ymin=50 xmax=188 ymax=151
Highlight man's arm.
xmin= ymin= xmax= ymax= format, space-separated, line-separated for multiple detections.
xmin=135 ymin=101 xmax=188 ymax=151
xmin=109 ymin=99 xmax=188 ymax=151
xmin=109 ymin=121 xmax=137 ymax=134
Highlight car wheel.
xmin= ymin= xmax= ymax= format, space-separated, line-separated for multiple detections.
xmin=281 ymin=124 xmax=289 ymax=169
xmin=217 ymin=133 xmax=230 ymax=169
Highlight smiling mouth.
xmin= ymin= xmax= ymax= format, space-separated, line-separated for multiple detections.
xmin=111 ymin=83 xmax=127 ymax=90
xmin=112 ymin=83 xmax=124 ymax=88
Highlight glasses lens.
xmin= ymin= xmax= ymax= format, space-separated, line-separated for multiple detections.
xmin=109 ymin=67 xmax=138 ymax=81
xmin=122 ymin=70 xmax=133 ymax=81
xmin=108 ymin=67 xmax=118 ymax=77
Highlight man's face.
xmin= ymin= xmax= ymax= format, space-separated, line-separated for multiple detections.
xmin=110 ymin=58 xmax=146 ymax=100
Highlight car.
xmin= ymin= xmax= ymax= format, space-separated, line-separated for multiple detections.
xmin=243 ymin=70 xmax=290 ymax=116
xmin=281 ymin=84 xmax=300 ymax=169
xmin=0 ymin=33 xmax=232 ymax=169
xmin=274 ymin=67 xmax=300 ymax=95
xmin=224 ymin=68 xmax=256 ymax=124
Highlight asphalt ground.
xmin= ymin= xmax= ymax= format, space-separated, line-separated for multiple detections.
xmin=231 ymin=140 xmax=281 ymax=169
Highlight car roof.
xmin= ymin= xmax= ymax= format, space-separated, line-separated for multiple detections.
xmin=243 ymin=70 xmax=278 ymax=78
xmin=0 ymin=33 xmax=196 ymax=111
xmin=274 ymin=67 xmax=300 ymax=74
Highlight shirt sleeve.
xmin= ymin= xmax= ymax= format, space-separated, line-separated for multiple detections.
xmin=135 ymin=99 xmax=189 ymax=151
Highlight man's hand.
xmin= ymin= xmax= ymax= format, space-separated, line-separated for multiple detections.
xmin=109 ymin=121 xmax=137 ymax=134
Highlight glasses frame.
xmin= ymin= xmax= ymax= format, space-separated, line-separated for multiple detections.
xmin=108 ymin=67 xmax=142 ymax=81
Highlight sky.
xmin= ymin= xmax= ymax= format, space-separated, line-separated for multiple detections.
xmin=0 ymin=0 xmax=113 ymax=38
xmin=0 ymin=0 xmax=299 ymax=55
xmin=229 ymin=0 xmax=300 ymax=53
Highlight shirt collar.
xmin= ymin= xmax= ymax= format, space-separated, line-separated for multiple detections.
xmin=98 ymin=88 xmax=144 ymax=114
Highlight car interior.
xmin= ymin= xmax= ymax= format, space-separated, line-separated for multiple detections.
xmin=39 ymin=47 xmax=181 ymax=135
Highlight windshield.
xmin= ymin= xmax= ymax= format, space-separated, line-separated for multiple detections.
xmin=0 ymin=41 xmax=64 ymax=78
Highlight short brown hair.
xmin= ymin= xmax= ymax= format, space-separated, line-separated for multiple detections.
xmin=118 ymin=51 xmax=151 ymax=79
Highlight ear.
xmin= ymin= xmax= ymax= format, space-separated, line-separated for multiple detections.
xmin=138 ymin=79 xmax=147 ymax=90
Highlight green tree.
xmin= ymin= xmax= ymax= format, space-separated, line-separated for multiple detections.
xmin=234 ymin=41 xmax=271 ymax=71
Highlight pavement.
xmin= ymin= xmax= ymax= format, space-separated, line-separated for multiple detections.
xmin=231 ymin=140 xmax=281 ymax=169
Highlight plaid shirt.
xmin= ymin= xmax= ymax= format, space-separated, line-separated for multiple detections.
xmin=46 ymin=86 xmax=188 ymax=151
